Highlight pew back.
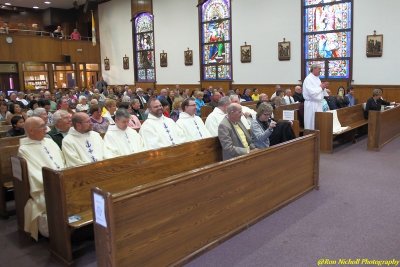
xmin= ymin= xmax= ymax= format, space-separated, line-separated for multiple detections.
xmin=93 ymin=131 xmax=320 ymax=267
xmin=42 ymin=137 xmax=222 ymax=264
xmin=368 ymin=105 xmax=400 ymax=151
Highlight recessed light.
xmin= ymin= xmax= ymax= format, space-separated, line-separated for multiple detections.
xmin=33 ymin=6 xmax=39 ymax=9
xmin=5 ymin=2 xmax=11 ymax=5
xmin=44 ymin=1 xmax=51 ymax=4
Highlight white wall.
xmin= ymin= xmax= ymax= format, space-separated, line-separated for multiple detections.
xmin=153 ymin=0 xmax=200 ymax=84
xmin=98 ymin=0 xmax=134 ymax=85
xmin=98 ymin=0 xmax=400 ymax=85
xmin=232 ymin=0 xmax=301 ymax=84
xmin=353 ymin=0 xmax=400 ymax=85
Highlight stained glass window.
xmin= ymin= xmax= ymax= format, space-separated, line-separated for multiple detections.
xmin=200 ymin=0 xmax=232 ymax=80
xmin=133 ymin=13 xmax=155 ymax=82
xmin=302 ymin=0 xmax=352 ymax=79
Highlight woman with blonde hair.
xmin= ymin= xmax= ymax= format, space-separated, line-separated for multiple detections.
xmin=102 ymin=99 xmax=117 ymax=124
xmin=170 ymin=97 xmax=184 ymax=122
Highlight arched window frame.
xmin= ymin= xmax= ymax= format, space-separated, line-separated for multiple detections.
xmin=199 ymin=0 xmax=232 ymax=81
xmin=302 ymin=0 xmax=353 ymax=81
xmin=133 ymin=12 xmax=156 ymax=82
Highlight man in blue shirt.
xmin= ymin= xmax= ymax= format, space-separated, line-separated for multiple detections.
xmin=346 ymin=87 xmax=355 ymax=107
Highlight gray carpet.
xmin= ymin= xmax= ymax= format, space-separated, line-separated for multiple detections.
xmin=0 ymin=135 xmax=399 ymax=267
xmin=187 ymin=135 xmax=400 ymax=267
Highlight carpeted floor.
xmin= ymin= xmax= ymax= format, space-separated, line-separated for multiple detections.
xmin=0 ymin=135 xmax=399 ymax=267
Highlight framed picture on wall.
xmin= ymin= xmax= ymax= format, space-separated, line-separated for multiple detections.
xmin=366 ymin=33 xmax=383 ymax=57
xmin=160 ymin=52 xmax=168 ymax=67
xmin=240 ymin=43 xmax=251 ymax=63
xmin=104 ymin=57 xmax=110 ymax=71
xmin=278 ymin=40 xmax=290 ymax=61
xmin=184 ymin=49 xmax=193 ymax=66
xmin=123 ymin=55 xmax=129 ymax=70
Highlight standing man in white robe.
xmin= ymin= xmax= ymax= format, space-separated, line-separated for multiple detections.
xmin=62 ymin=112 xmax=104 ymax=167
xmin=176 ymin=98 xmax=211 ymax=142
xmin=19 ymin=117 xmax=66 ymax=240
xmin=205 ymin=96 xmax=231 ymax=137
xmin=103 ymin=108 xmax=146 ymax=159
xmin=302 ymin=63 xmax=329 ymax=130
xmin=139 ymin=98 xmax=186 ymax=149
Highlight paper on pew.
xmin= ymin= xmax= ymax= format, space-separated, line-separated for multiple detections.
xmin=93 ymin=192 xmax=107 ymax=227
xmin=283 ymin=110 xmax=295 ymax=121
xmin=327 ymin=110 xmax=349 ymax=134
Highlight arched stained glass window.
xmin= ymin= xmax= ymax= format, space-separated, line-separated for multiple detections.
xmin=200 ymin=0 xmax=232 ymax=80
xmin=133 ymin=12 xmax=155 ymax=82
xmin=302 ymin=0 xmax=352 ymax=80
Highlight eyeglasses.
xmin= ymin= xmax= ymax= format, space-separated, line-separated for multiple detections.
xmin=187 ymin=104 xmax=196 ymax=107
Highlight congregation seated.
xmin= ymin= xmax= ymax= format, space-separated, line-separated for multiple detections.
xmin=31 ymin=108 xmax=51 ymax=133
xmin=218 ymin=103 xmax=255 ymax=161
xmin=0 ymin=101 xmax=9 ymax=121
xmin=345 ymin=86 xmax=355 ymax=107
xmin=293 ymin=85 xmax=305 ymax=103
xmin=251 ymin=88 xmax=260 ymax=101
xmin=89 ymin=104 xmax=109 ymax=134
xmin=207 ymin=92 xmax=222 ymax=109
xmin=324 ymin=89 xmax=338 ymax=110
xmin=53 ymin=25 xmax=64 ymax=39
xmin=18 ymin=117 xmax=66 ymax=240
xmin=271 ymin=89 xmax=286 ymax=108
xmin=241 ymin=88 xmax=253 ymax=102
xmin=70 ymin=28 xmax=81 ymax=40
xmin=194 ymin=91 xmax=205 ymax=116
xmin=118 ymin=102 xmax=142 ymax=131
xmin=76 ymin=95 xmax=89 ymax=112
xmin=335 ymin=86 xmax=350 ymax=109
xmin=102 ymin=99 xmax=117 ymax=125
xmin=256 ymin=93 xmax=269 ymax=109
xmin=176 ymin=98 xmax=211 ymax=141
xmin=46 ymin=110 xmax=72 ymax=149
xmin=103 ymin=108 xmax=146 ymax=159
xmin=170 ymin=97 xmax=184 ymax=122
xmin=6 ymin=115 xmax=25 ymax=137
xmin=130 ymin=98 xmax=145 ymax=121
xmin=364 ymin=88 xmax=395 ymax=119
xmin=229 ymin=94 xmax=255 ymax=129
xmin=6 ymin=102 xmax=27 ymax=125
xmin=139 ymin=98 xmax=185 ymax=149
xmin=62 ymin=112 xmax=104 ymax=167
xmin=250 ymin=103 xmax=276 ymax=149
xmin=283 ymin=88 xmax=295 ymax=105
xmin=205 ymin=96 xmax=231 ymax=137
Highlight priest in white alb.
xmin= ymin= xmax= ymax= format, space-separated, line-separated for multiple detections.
xmin=62 ymin=112 xmax=104 ymax=167
xmin=103 ymin=108 xmax=146 ymax=159
xmin=18 ymin=117 xmax=66 ymax=240
xmin=176 ymin=98 xmax=211 ymax=142
xmin=302 ymin=63 xmax=329 ymax=130
xmin=139 ymin=98 xmax=186 ymax=149
xmin=205 ymin=96 xmax=231 ymax=137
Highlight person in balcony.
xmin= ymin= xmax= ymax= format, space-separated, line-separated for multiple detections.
xmin=70 ymin=28 xmax=81 ymax=40
xmin=53 ymin=25 xmax=64 ymax=39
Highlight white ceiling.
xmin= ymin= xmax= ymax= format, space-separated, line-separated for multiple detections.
xmin=0 ymin=0 xmax=86 ymax=10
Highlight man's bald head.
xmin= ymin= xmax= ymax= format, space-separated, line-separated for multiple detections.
xmin=25 ymin=117 xmax=47 ymax=141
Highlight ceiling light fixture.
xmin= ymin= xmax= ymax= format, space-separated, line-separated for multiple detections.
xmin=4 ymin=2 xmax=11 ymax=5
xmin=33 ymin=6 xmax=39 ymax=9
xmin=44 ymin=1 xmax=51 ymax=4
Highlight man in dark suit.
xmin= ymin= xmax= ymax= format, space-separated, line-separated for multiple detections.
xmin=135 ymin=88 xmax=148 ymax=109
xmin=218 ymin=103 xmax=255 ymax=161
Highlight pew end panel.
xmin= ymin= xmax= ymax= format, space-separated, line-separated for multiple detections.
xmin=368 ymin=106 xmax=400 ymax=151
xmin=0 ymin=145 xmax=20 ymax=218
xmin=93 ymin=132 xmax=320 ymax=267
xmin=11 ymin=156 xmax=30 ymax=233
xmin=315 ymin=112 xmax=334 ymax=153
xmin=43 ymin=167 xmax=75 ymax=265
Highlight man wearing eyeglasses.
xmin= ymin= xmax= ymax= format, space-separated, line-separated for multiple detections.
xmin=139 ymin=98 xmax=186 ymax=149
xmin=218 ymin=103 xmax=255 ymax=161
xmin=62 ymin=112 xmax=104 ymax=167
xmin=19 ymin=117 xmax=66 ymax=240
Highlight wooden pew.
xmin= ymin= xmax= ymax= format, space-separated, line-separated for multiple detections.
xmin=92 ymin=131 xmax=320 ymax=267
xmin=273 ymin=103 xmax=302 ymax=137
xmin=315 ymin=104 xmax=367 ymax=153
xmin=0 ymin=136 xmax=24 ymax=217
xmin=200 ymin=105 xmax=213 ymax=121
xmin=368 ymin=105 xmax=400 ymax=151
xmin=42 ymin=137 xmax=222 ymax=265
xmin=11 ymin=156 xmax=30 ymax=232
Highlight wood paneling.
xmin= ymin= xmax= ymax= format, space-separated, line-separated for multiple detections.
xmin=368 ymin=105 xmax=400 ymax=151
xmin=352 ymin=85 xmax=400 ymax=103
xmin=132 ymin=0 xmax=152 ymax=17
xmin=0 ymin=35 xmax=99 ymax=63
